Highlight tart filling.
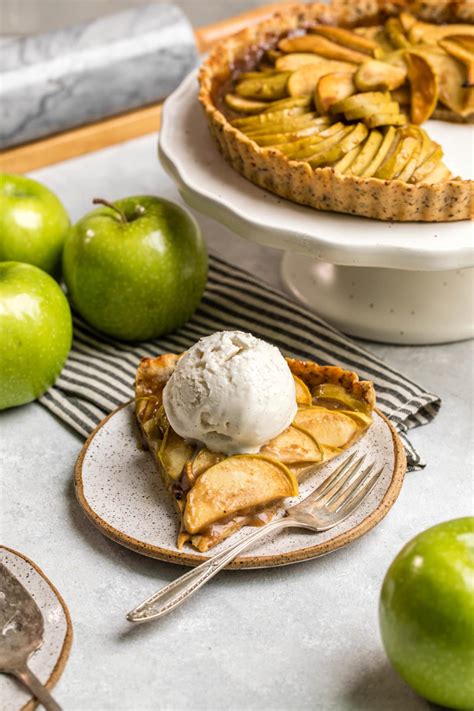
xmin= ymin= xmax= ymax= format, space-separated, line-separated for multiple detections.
xmin=135 ymin=348 xmax=375 ymax=552
xmin=199 ymin=0 xmax=473 ymax=221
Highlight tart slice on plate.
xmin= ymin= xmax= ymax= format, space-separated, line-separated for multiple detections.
xmin=199 ymin=0 xmax=473 ymax=221
xmin=135 ymin=331 xmax=375 ymax=552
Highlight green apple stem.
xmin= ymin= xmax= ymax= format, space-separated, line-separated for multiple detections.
xmin=93 ymin=198 xmax=127 ymax=224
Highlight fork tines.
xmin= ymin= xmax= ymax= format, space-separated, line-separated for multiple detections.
xmin=308 ymin=452 xmax=384 ymax=513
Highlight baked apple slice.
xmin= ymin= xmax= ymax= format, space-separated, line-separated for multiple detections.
xmin=225 ymin=94 xmax=269 ymax=114
xmin=294 ymin=406 xmax=364 ymax=449
xmin=293 ymin=375 xmax=312 ymax=406
xmin=355 ymin=59 xmax=407 ymax=91
xmin=405 ymin=52 xmax=439 ymax=124
xmin=183 ymin=455 xmax=298 ymax=534
xmin=235 ymin=72 xmax=291 ymax=101
xmin=280 ymin=34 xmax=369 ymax=64
xmin=308 ymin=25 xmax=378 ymax=56
xmin=261 ymin=424 xmax=323 ymax=463
xmin=313 ymin=382 xmax=373 ymax=414
xmin=314 ymin=72 xmax=356 ymax=114
xmin=159 ymin=427 xmax=194 ymax=481
xmin=438 ymin=36 xmax=474 ymax=86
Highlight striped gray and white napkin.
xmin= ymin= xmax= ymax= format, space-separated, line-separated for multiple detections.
xmin=40 ymin=254 xmax=440 ymax=471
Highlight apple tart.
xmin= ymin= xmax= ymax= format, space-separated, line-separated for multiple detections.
xmin=135 ymin=353 xmax=375 ymax=552
xmin=198 ymin=0 xmax=473 ymax=221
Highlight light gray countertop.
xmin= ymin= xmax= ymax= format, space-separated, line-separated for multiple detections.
xmin=1 ymin=133 xmax=473 ymax=711
xmin=0 ymin=0 xmax=284 ymax=37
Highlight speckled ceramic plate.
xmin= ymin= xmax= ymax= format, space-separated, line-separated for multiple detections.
xmin=75 ymin=403 xmax=406 ymax=569
xmin=0 ymin=547 xmax=73 ymax=711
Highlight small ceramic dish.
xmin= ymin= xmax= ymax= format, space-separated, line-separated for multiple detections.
xmin=0 ymin=547 xmax=73 ymax=711
xmin=75 ymin=403 xmax=406 ymax=569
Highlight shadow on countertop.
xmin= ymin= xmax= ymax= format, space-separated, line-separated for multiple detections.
xmin=346 ymin=661 xmax=444 ymax=711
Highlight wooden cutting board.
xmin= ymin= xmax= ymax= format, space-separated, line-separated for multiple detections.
xmin=0 ymin=3 xmax=289 ymax=174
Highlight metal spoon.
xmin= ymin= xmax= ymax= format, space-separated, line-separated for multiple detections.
xmin=0 ymin=563 xmax=62 ymax=711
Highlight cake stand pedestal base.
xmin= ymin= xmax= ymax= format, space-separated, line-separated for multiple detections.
xmin=281 ymin=253 xmax=474 ymax=345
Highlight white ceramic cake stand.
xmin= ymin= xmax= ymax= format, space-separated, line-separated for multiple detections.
xmin=159 ymin=69 xmax=474 ymax=344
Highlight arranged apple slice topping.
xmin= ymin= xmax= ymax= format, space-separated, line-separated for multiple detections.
xmin=408 ymin=19 xmax=474 ymax=44
xmin=279 ymin=34 xmax=369 ymax=64
xmin=330 ymin=91 xmax=407 ymax=127
xmin=355 ymin=60 xmax=407 ymax=92
xmin=312 ymin=383 xmax=372 ymax=415
xmin=140 ymin=415 xmax=162 ymax=450
xmin=158 ymin=427 xmax=195 ymax=480
xmin=308 ymin=25 xmax=378 ymax=56
xmin=307 ymin=123 xmax=369 ymax=168
xmin=185 ymin=448 xmax=224 ymax=485
xmin=438 ymin=35 xmax=474 ymax=86
xmin=405 ymin=53 xmax=439 ymax=124
xmin=183 ymin=455 xmax=298 ymax=534
xmin=230 ymin=93 xmax=450 ymax=182
xmin=261 ymin=424 xmax=323 ymax=464
xmin=225 ymin=94 xmax=270 ymax=114
xmin=288 ymin=62 xmax=356 ymax=97
xmin=344 ymin=129 xmax=383 ymax=175
xmin=222 ymin=10 xmax=474 ymax=189
xmin=294 ymin=407 xmax=361 ymax=449
xmin=360 ymin=126 xmax=397 ymax=177
xmin=233 ymin=106 xmax=311 ymax=129
xmin=293 ymin=375 xmax=312 ymax=406
xmin=314 ymin=72 xmax=356 ymax=114
xmin=249 ymin=123 xmax=329 ymax=148
xmin=416 ymin=49 xmax=473 ymax=117
xmin=385 ymin=17 xmax=411 ymax=49
xmin=235 ymin=72 xmax=291 ymax=100
xmin=276 ymin=53 xmax=354 ymax=73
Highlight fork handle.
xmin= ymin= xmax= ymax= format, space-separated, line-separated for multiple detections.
xmin=127 ymin=517 xmax=295 ymax=623
xmin=12 ymin=664 xmax=62 ymax=711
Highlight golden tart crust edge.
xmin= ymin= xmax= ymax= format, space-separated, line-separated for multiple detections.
xmin=198 ymin=0 xmax=474 ymax=222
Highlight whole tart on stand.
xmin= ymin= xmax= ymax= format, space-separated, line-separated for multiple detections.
xmin=198 ymin=0 xmax=473 ymax=222
xmin=158 ymin=1 xmax=473 ymax=342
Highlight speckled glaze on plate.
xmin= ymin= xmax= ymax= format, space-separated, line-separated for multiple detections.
xmin=75 ymin=403 xmax=406 ymax=569
xmin=0 ymin=547 xmax=73 ymax=711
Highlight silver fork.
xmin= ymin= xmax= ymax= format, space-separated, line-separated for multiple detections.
xmin=127 ymin=452 xmax=384 ymax=623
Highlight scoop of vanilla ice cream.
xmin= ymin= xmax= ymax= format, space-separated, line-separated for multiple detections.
xmin=162 ymin=331 xmax=297 ymax=455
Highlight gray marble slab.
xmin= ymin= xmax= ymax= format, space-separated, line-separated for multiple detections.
xmin=0 ymin=3 xmax=197 ymax=147
xmin=1 ymin=133 xmax=473 ymax=711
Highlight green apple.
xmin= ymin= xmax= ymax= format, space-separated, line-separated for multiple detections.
xmin=0 ymin=262 xmax=72 ymax=410
xmin=62 ymin=196 xmax=208 ymax=341
xmin=0 ymin=174 xmax=70 ymax=277
xmin=380 ymin=517 xmax=474 ymax=709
